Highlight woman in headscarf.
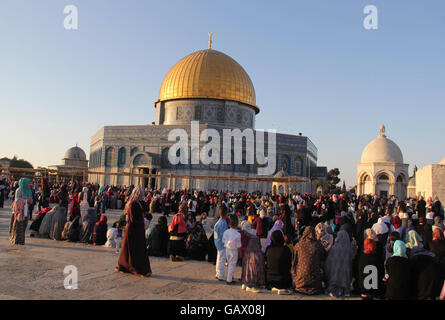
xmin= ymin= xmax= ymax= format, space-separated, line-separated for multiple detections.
xmin=116 ymin=187 xmax=152 ymax=277
xmin=9 ymin=178 xmax=33 ymax=245
xmin=207 ymin=225 xmax=217 ymax=265
xmin=372 ymin=217 xmax=389 ymax=247
xmin=61 ymin=215 xmax=81 ymax=242
xmin=251 ymin=210 xmax=267 ymax=238
xmin=405 ymin=230 xmax=439 ymax=299
xmin=265 ymin=230 xmax=293 ymax=294
xmin=79 ymin=207 xmax=98 ymax=243
xmin=390 ymin=216 xmax=404 ymax=238
xmin=262 ymin=220 xmax=284 ymax=253
xmin=29 ymin=207 xmax=52 ymax=237
xmin=147 ymin=216 xmax=169 ymax=257
xmin=315 ymin=222 xmax=333 ymax=252
xmin=355 ymin=211 xmax=370 ymax=255
xmin=325 ymin=230 xmax=352 ymax=298
xmin=69 ymin=187 xmax=81 ymax=221
xmin=49 ymin=200 xmax=67 ymax=241
xmin=39 ymin=178 xmax=50 ymax=210
xmin=414 ymin=216 xmax=433 ymax=250
xmin=57 ymin=184 xmax=69 ymax=212
xmin=432 ymin=216 xmax=445 ymax=235
xmin=79 ymin=187 xmax=91 ymax=222
xmin=430 ymin=228 xmax=445 ymax=262
xmin=292 ymin=226 xmax=325 ymax=295
xmin=385 ymin=240 xmax=412 ymax=300
xmin=186 ymin=221 xmax=209 ymax=261
xmin=100 ymin=186 xmax=108 ymax=214
xmin=93 ymin=215 xmax=108 ymax=246
xmin=358 ymin=238 xmax=384 ymax=300
xmin=168 ymin=203 xmax=188 ymax=261
xmin=241 ymin=231 xmax=265 ymax=293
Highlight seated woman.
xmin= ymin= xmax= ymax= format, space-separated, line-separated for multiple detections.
xmin=385 ymin=240 xmax=412 ymax=300
xmin=263 ymin=220 xmax=284 ymax=253
xmin=292 ymin=226 xmax=325 ymax=295
xmin=325 ymin=230 xmax=352 ymax=298
xmin=49 ymin=203 xmax=67 ymax=241
xmin=29 ymin=207 xmax=52 ymax=237
xmin=186 ymin=222 xmax=209 ymax=261
xmin=265 ymin=230 xmax=293 ymax=294
xmin=239 ymin=220 xmax=257 ymax=264
xmin=105 ymin=222 xmax=120 ymax=248
xmin=38 ymin=207 xmax=55 ymax=238
xmin=93 ymin=216 xmax=108 ymax=246
xmin=79 ymin=208 xmax=98 ymax=244
xmin=241 ymin=232 xmax=265 ymax=293
xmin=61 ymin=216 xmax=81 ymax=242
xmin=148 ymin=216 xmax=169 ymax=257
xmin=358 ymin=238 xmax=384 ymax=300
xmin=168 ymin=203 xmax=188 ymax=261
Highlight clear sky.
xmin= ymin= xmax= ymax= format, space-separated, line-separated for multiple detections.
xmin=1 ymin=0 xmax=444 ymax=187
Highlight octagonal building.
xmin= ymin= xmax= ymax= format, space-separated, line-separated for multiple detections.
xmin=88 ymin=43 xmax=327 ymax=192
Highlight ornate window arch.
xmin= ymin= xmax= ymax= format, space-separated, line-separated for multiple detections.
xmin=105 ymin=147 xmax=115 ymax=167
xmin=118 ymin=147 xmax=126 ymax=167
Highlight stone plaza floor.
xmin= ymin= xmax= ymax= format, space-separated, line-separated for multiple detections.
xmin=0 ymin=201 xmax=356 ymax=300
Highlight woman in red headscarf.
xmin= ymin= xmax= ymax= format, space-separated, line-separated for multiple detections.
xmin=358 ymin=238 xmax=384 ymax=300
xmin=70 ymin=187 xmax=81 ymax=221
xmin=93 ymin=215 xmax=108 ymax=246
xmin=390 ymin=216 xmax=405 ymax=239
xmin=168 ymin=203 xmax=188 ymax=261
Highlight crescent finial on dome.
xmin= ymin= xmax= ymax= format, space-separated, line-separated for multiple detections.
xmin=208 ymin=31 xmax=214 ymax=49
xmin=380 ymin=124 xmax=386 ymax=137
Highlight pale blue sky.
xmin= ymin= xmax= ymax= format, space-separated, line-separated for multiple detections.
xmin=1 ymin=0 xmax=444 ymax=187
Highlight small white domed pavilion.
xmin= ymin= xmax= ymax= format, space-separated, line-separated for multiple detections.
xmin=356 ymin=125 xmax=409 ymax=199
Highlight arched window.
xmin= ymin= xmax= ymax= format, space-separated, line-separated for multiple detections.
xmin=281 ymin=155 xmax=289 ymax=174
xmin=397 ymin=175 xmax=404 ymax=183
xmin=379 ymin=174 xmax=389 ymax=182
xmin=105 ymin=147 xmax=115 ymax=167
xmin=295 ymin=156 xmax=303 ymax=175
xmin=363 ymin=175 xmax=371 ymax=182
xmin=130 ymin=147 xmax=138 ymax=157
xmin=118 ymin=147 xmax=126 ymax=167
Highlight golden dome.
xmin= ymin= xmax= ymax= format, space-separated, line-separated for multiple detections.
xmin=158 ymin=49 xmax=258 ymax=113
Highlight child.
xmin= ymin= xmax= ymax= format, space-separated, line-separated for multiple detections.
xmin=222 ymin=214 xmax=242 ymax=284
xmin=214 ymin=206 xmax=229 ymax=281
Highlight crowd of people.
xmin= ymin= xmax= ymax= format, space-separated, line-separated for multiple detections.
xmin=3 ymin=175 xmax=445 ymax=300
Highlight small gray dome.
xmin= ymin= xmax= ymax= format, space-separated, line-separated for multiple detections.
xmin=64 ymin=146 xmax=87 ymax=160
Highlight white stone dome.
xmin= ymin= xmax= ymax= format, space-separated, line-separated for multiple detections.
xmin=64 ymin=146 xmax=87 ymax=161
xmin=360 ymin=125 xmax=404 ymax=163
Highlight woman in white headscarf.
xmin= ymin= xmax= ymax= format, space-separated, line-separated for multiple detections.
xmin=315 ymin=222 xmax=333 ymax=252
xmin=79 ymin=187 xmax=90 ymax=224
xmin=372 ymin=217 xmax=389 ymax=246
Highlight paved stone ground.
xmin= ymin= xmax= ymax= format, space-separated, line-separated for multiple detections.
xmin=0 ymin=201 xmax=356 ymax=300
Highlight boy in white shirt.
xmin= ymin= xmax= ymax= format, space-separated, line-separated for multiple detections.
xmin=222 ymin=214 xmax=242 ymax=284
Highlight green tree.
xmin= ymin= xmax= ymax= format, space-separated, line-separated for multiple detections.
xmin=325 ymin=168 xmax=341 ymax=194
xmin=1 ymin=156 xmax=34 ymax=179
xmin=8 ymin=156 xmax=33 ymax=169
